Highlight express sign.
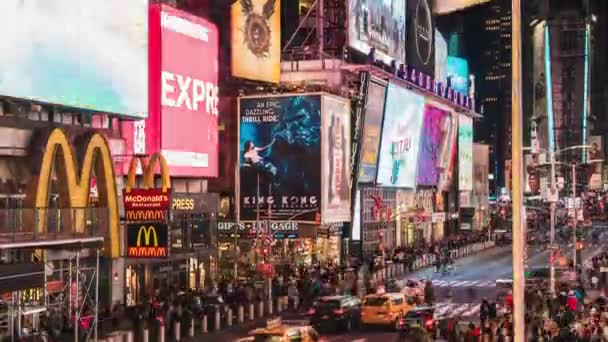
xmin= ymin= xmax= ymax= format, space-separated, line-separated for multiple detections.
xmin=126 ymin=223 xmax=169 ymax=258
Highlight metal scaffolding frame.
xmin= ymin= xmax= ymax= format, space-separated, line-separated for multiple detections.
xmin=0 ymin=238 xmax=102 ymax=342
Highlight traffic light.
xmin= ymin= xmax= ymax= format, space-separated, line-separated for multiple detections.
xmin=576 ymin=241 xmax=585 ymax=251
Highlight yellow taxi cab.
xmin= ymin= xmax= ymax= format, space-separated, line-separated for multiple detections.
xmin=244 ymin=318 xmax=320 ymax=342
xmin=361 ymin=292 xmax=411 ymax=329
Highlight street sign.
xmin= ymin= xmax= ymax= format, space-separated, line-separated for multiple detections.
xmin=547 ymin=244 xmax=560 ymax=250
xmin=546 ymin=188 xmax=558 ymax=203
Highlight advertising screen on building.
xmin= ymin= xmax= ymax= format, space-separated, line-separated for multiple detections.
xmin=532 ymin=22 xmax=548 ymax=153
xmin=434 ymin=0 xmax=490 ymax=15
xmin=458 ymin=114 xmax=473 ymax=191
xmin=358 ymin=80 xmax=387 ymax=183
xmin=376 ymin=83 xmax=425 ymax=188
xmin=126 ymin=223 xmax=169 ymax=258
xmin=447 ymin=56 xmax=469 ymax=95
xmin=239 ymin=94 xmax=322 ymax=222
xmin=435 ymin=30 xmax=448 ymax=84
xmin=472 ymin=143 xmax=489 ymax=208
xmin=436 ymin=106 xmax=458 ymax=191
xmin=417 ymin=104 xmax=449 ymax=186
xmin=406 ymin=0 xmax=434 ymax=77
xmin=0 ymin=0 xmax=148 ymax=118
xmin=122 ymin=4 xmax=219 ymax=177
xmin=348 ymin=0 xmax=406 ymax=66
xmin=322 ymin=95 xmax=351 ymax=223
xmin=231 ymin=0 xmax=281 ymax=83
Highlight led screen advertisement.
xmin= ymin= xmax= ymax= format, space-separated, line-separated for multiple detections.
xmin=0 ymin=0 xmax=148 ymax=118
xmin=434 ymin=103 xmax=458 ymax=191
xmin=239 ymin=94 xmax=322 ymax=222
xmin=231 ymin=0 xmax=281 ymax=83
xmin=122 ymin=4 xmax=219 ymax=177
xmin=447 ymin=56 xmax=469 ymax=95
xmin=376 ymin=83 xmax=425 ymax=188
xmin=358 ymin=80 xmax=387 ymax=183
xmin=322 ymin=96 xmax=351 ymax=223
xmin=406 ymin=0 xmax=434 ymax=77
xmin=417 ymin=104 xmax=449 ymax=186
xmin=532 ymin=22 xmax=548 ymax=153
xmin=458 ymin=114 xmax=473 ymax=191
xmin=435 ymin=30 xmax=448 ymax=84
xmin=348 ymin=0 xmax=407 ymax=66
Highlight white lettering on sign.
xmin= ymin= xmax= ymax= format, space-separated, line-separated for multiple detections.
xmin=161 ymin=71 xmax=219 ymax=115
xmin=161 ymin=11 xmax=209 ymax=42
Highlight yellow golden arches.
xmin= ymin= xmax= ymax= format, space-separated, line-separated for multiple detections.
xmin=32 ymin=128 xmax=120 ymax=258
xmin=125 ymin=153 xmax=171 ymax=193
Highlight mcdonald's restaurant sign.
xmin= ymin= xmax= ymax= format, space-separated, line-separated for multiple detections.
xmin=126 ymin=223 xmax=168 ymax=258
xmin=123 ymin=153 xmax=171 ymax=221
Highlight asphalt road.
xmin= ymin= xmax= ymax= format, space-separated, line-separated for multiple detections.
xmin=204 ymin=225 xmax=608 ymax=341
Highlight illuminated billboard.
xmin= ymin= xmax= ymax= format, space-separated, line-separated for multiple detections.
xmin=358 ymin=80 xmax=387 ymax=183
xmin=434 ymin=0 xmax=490 ymax=14
xmin=322 ymin=95 xmax=352 ymax=223
xmin=231 ymin=0 xmax=281 ymax=83
xmin=238 ymin=94 xmax=322 ymax=222
xmin=0 ymin=0 xmax=148 ymax=118
xmin=122 ymin=4 xmax=220 ymax=177
xmin=458 ymin=114 xmax=473 ymax=191
xmin=348 ymin=0 xmax=407 ymax=65
xmin=435 ymin=30 xmax=448 ymax=84
xmin=447 ymin=56 xmax=469 ymax=95
xmin=406 ymin=0 xmax=434 ymax=77
xmin=376 ymin=83 xmax=425 ymax=188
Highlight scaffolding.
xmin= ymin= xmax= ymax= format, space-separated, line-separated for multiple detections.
xmin=0 ymin=238 xmax=102 ymax=342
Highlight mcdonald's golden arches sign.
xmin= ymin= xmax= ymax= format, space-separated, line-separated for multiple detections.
xmin=123 ymin=153 xmax=171 ymax=221
xmin=126 ymin=223 xmax=168 ymax=258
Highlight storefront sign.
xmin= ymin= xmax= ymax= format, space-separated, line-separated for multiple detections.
xmin=126 ymin=223 xmax=169 ymax=258
xmin=171 ymin=193 xmax=219 ymax=213
xmin=30 ymin=128 xmax=119 ymax=258
xmin=432 ymin=212 xmax=446 ymax=223
xmin=124 ymin=154 xmax=172 ymax=221
xmin=124 ymin=189 xmax=170 ymax=210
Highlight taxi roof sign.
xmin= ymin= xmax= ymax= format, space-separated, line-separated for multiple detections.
xmin=266 ymin=317 xmax=282 ymax=328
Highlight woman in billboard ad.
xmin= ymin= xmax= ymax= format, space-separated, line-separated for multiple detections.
xmin=417 ymin=104 xmax=449 ymax=187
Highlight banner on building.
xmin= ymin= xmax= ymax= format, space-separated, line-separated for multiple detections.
xmin=417 ymin=104 xmax=449 ymax=186
xmin=376 ymin=83 xmax=425 ymax=188
xmin=322 ymin=95 xmax=351 ymax=223
xmin=123 ymin=4 xmax=220 ymax=178
xmin=532 ymin=22 xmax=549 ymax=153
xmin=348 ymin=0 xmax=406 ymax=66
xmin=435 ymin=30 xmax=448 ymax=84
xmin=230 ymin=0 xmax=281 ymax=83
xmin=458 ymin=114 xmax=473 ymax=191
xmin=524 ymin=153 xmax=540 ymax=194
xmin=0 ymin=1 xmax=148 ymax=118
xmin=238 ymin=94 xmax=322 ymax=222
xmin=358 ymin=79 xmax=387 ymax=183
xmin=407 ymin=0 xmax=434 ymax=77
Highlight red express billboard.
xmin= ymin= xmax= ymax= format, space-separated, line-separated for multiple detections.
xmin=123 ymin=4 xmax=219 ymax=177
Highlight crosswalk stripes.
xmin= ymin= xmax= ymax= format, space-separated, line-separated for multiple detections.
xmin=431 ymin=279 xmax=496 ymax=288
xmin=432 ymin=302 xmax=481 ymax=320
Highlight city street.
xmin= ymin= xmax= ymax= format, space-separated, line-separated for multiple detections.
xmin=205 ymin=224 xmax=608 ymax=341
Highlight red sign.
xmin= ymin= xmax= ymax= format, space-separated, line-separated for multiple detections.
xmin=123 ymin=4 xmax=219 ymax=177
xmin=123 ymin=189 xmax=170 ymax=211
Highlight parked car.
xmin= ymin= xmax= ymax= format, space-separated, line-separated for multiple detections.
xmin=308 ymin=295 xmax=361 ymax=332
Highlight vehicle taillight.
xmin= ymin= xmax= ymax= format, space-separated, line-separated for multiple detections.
xmin=307 ymin=308 xmax=316 ymax=315
xmin=333 ymin=308 xmax=345 ymax=315
xmin=425 ymin=319 xmax=434 ymax=327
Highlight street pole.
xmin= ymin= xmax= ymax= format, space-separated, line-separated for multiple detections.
xmin=511 ymin=0 xmax=526 ymax=339
xmin=549 ymin=152 xmax=556 ymax=295
xmin=572 ymin=163 xmax=577 ymax=273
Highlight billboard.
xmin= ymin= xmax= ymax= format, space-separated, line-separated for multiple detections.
xmin=472 ymin=143 xmax=489 ymax=207
xmin=231 ymin=0 xmax=281 ymax=83
xmin=524 ymin=153 xmax=539 ymax=194
xmin=458 ymin=114 xmax=473 ymax=191
xmin=322 ymin=95 xmax=351 ymax=223
xmin=0 ymin=0 xmax=148 ymax=118
xmin=348 ymin=0 xmax=407 ymax=65
xmin=435 ymin=30 xmax=448 ymax=84
xmin=434 ymin=103 xmax=458 ymax=191
xmin=376 ymin=83 xmax=425 ymax=188
xmin=122 ymin=4 xmax=219 ymax=177
xmin=358 ymin=80 xmax=387 ymax=183
xmin=434 ymin=0 xmax=490 ymax=14
xmin=417 ymin=104 xmax=449 ymax=186
xmin=239 ymin=94 xmax=322 ymax=222
xmin=532 ymin=22 xmax=548 ymax=153
xmin=407 ymin=0 xmax=434 ymax=77
xmin=447 ymin=56 xmax=469 ymax=95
